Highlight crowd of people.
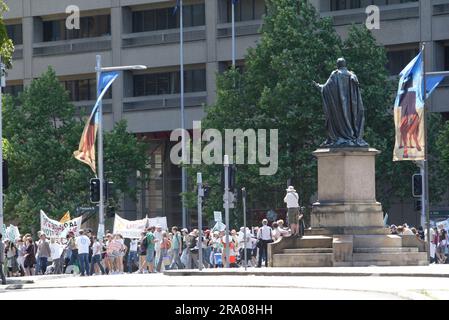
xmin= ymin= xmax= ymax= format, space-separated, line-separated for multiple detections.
xmin=0 ymin=185 xmax=307 ymax=283
xmin=389 ymin=223 xmax=449 ymax=264
xmin=0 ymin=217 xmax=303 ymax=281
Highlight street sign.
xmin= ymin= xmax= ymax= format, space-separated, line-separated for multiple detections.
xmin=223 ymin=192 xmax=235 ymax=209
xmin=76 ymin=206 xmax=97 ymax=215
xmin=214 ymin=211 xmax=222 ymax=222
xmin=430 ymin=210 xmax=449 ymax=218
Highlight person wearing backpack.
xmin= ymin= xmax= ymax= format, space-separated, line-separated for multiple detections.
xmin=169 ymin=226 xmax=184 ymax=270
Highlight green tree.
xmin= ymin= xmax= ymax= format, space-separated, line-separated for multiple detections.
xmin=3 ymin=68 xmax=148 ymax=233
xmin=0 ymin=1 xmax=14 ymax=66
xmin=187 ymin=0 xmax=448 ymax=227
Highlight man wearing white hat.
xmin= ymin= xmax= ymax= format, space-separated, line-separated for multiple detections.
xmin=284 ymin=186 xmax=301 ymax=237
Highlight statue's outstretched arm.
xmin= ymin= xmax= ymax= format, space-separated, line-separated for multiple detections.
xmin=312 ymin=81 xmax=323 ymax=90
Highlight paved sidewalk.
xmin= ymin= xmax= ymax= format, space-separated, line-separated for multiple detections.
xmin=164 ymin=265 xmax=449 ymax=277
xmin=2 ymin=274 xmax=73 ymax=285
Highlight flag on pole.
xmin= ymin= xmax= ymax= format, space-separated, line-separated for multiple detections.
xmin=73 ymin=72 xmax=119 ymax=174
xmin=426 ymin=74 xmax=446 ymax=98
xmin=173 ymin=0 xmax=180 ymax=15
xmin=60 ymin=211 xmax=71 ymax=223
xmin=393 ymin=52 xmax=446 ymax=161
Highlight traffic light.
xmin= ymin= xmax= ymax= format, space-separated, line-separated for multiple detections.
xmin=412 ymin=174 xmax=423 ymax=198
xmin=414 ymin=199 xmax=422 ymax=211
xmin=3 ymin=160 xmax=8 ymax=190
xmin=90 ymin=178 xmax=100 ymax=203
xmin=229 ymin=165 xmax=236 ymax=190
xmin=104 ymin=180 xmax=114 ymax=201
xmin=203 ymin=185 xmax=210 ymax=199
xmin=106 ymin=206 xmax=115 ymax=218
xmin=221 ymin=165 xmax=237 ymax=190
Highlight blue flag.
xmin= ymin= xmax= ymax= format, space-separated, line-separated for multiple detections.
xmin=173 ymin=0 xmax=180 ymax=15
xmin=426 ymin=74 xmax=446 ymax=98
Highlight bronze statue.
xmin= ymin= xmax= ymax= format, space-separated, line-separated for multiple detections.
xmin=313 ymin=58 xmax=369 ymax=148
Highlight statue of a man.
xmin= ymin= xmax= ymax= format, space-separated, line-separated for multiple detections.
xmin=313 ymin=58 xmax=369 ymax=148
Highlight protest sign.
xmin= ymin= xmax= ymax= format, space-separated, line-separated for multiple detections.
xmin=147 ymin=216 xmax=168 ymax=230
xmin=6 ymin=225 xmax=20 ymax=241
xmin=113 ymin=214 xmax=148 ymax=239
xmin=40 ymin=210 xmax=82 ymax=238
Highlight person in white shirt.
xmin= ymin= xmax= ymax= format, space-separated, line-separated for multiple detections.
xmin=127 ymin=238 xmax=139 ymax=273
xmin=49 ymin=238 xmax=63 ymax=274
xmin=75 ymin=230 xmax=91 ymax=276
xmin=89 ymin=236 xmax=105 ymax=275
xmin=256 ymin=219 xmax=273 ymax=268
xmin=284 ymin=186 xmax=301 ymax=237
xmin=153 ymin=225 xmax=163 ymax=271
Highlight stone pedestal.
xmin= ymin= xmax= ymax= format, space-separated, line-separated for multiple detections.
xmin=311 ymin=148 xmax=385 ymax=231
xmin=269 ymin=147 xmax=428 ymax=267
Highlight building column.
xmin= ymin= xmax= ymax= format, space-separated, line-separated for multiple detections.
xmin=205 ymin=0 xmax=218 ymax=106
xmin=111 ymin=2 xmax=123 ymax=124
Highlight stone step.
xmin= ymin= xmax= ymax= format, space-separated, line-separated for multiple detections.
xmin=352 ymin=261 xmax=392 ymax=267
xmin=353 ymin=252 xmax=428 ymax=265
xmin=354 ymin=247 xmax=419 ymax=253
xmin=353 ymin=235 xmax=402 ymax=248
xmin=284 ymin=248 xmax=333 ymax=254
xmin=272 ymin=253 xmax=333 ymax=268
xmin=297 ymin=236 xmax=333 ymax=249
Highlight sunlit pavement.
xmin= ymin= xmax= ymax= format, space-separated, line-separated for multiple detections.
xmin=1 ymin=265 xmax=449 ymax=300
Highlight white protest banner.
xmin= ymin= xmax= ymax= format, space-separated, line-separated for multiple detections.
xmin=212 ymin=221 xmax=226 ymax=232
xmin=6 ymin=225 xmax=20 ymax=242
xmin=147 ymin=216 xmax=168 ymax=230
xmin=113 ymin=214 xmax=148 ymax=239
xmin=214 ymin=211 xmax=222 ymax=222
xmin=40 ymin=210 xmax=82 ymax=238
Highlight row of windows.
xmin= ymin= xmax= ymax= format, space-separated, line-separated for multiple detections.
xmin=6 ymin=24 xmax=23 ymax=45
xmin=4 ymin=85 xmax=23 ymax=97
xmin=224 ymin=0 xmax=266 ymax=23
xmin=43 ymin=15 xmax=111 ymax=42
xmin=63 ymin=78 xmax=112 ymax=102
xmin=133 ymin=69 xmax=206 ymax=97
xmin=132 ymin=4 xmax=205 ymax=33
xmin=330 ymin=0 xmax=418 ymax=11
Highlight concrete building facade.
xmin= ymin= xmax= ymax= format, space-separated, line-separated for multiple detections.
xmin=4 ymin=0 xmax=449 ymax=227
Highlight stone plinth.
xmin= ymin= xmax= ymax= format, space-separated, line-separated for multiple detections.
xmin=311 ymin=148 xmax=385 ymax=230
xmin=268 ymin=147 xmax=428 ymax=268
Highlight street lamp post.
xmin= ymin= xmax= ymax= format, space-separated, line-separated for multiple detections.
xmin=95 ymin=55 xmax=146 ymax=238
xmin=0 ymin=58 xmax=4 ymax=230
